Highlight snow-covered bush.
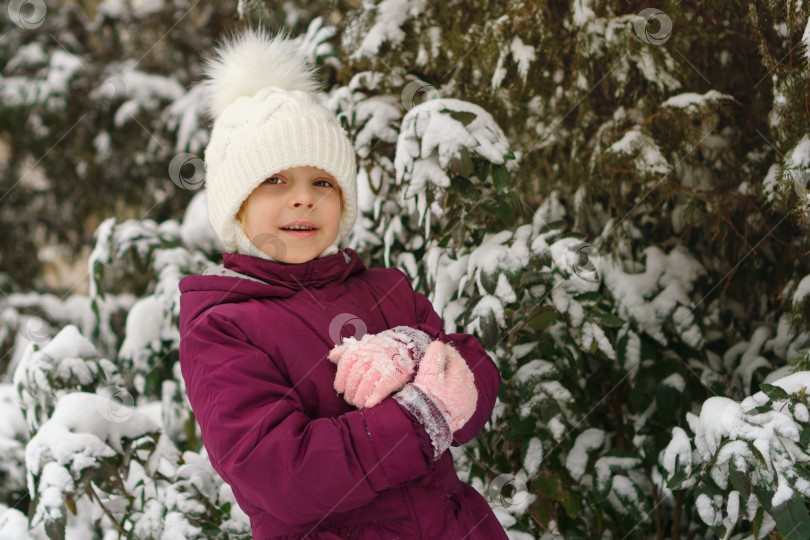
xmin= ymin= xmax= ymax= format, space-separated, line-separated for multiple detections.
xmin=664 ymin=373 xmax=810 ymax=539
xmin=3 ymin=212 xmax=251 ymax=538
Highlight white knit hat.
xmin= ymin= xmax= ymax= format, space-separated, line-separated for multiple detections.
xmin=199 ymin=26 xmax=357 ymax=260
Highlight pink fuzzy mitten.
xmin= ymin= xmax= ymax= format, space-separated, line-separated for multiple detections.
xmin=393 ymin=341 xmax=477 ymax=460
xmin=328 ymin=326 xmax=430 ymax=409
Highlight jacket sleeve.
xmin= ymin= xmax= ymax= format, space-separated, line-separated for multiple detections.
xmin=180 ymin=312 xmax=433 ymax=526
xmin=394 ymin=270 xmax=502 ymax=446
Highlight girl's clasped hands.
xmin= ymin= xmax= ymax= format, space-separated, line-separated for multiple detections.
xmin=328 ymin=326 xmax=478 ymax=434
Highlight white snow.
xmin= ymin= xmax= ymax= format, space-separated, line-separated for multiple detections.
xmin=723 ymin=493 xmax=742 ymax=534
xmin=566 ymin=428 xmax=605 ymax=481
xmin=695 ymin=493 xmax=720 ymax=526
xmin=771 ymin=474 xmax=795 ymax=507
xmin=165 ymin=83 xmax=210 ymax=155
xmin=803 ymin=17 xmax=810 ymax=62
xmin=395 ymin=98 xmax=511 ymax=191
xmin=660 ymin=90 xmax=735 ymax=110
xmin=581 ymin=321 xmax=616 ymax=359
xmin=350 ymin=0 xmax=428 ymax=60
xmin=27 ymin=392 xmax=158 ymax=472
xmin=594 ymin=456 xmax=641 ymax=494
xmin=547 ymin=415 xmax=566 ymax=442
xmin=523 ymin=437 xmax=544 ymax=477
xmin=661 ymin=373 xmax=685 ymax=392
xmin=180 ymin=191 xmax=222 ymax=253
xmin=161 ymin=511 xmax=203 ymax=539
xmin=518 ymin=381 xmax=573 ymax=419
xmin=793 ymin=274 xmax=810 ymax=306
xmin=509 ymin=37 xmax=536 ymax=83
xmin=607 ymin=127 xmax=672 ymax=176
xmin=572 ymin=0 xmax=595 ymax=27
xmin=784 ymin=136 xmax=810 ymax=202
xmin=514 ymin=360 xmax=557 ymax=382
xmin=692 ymin=397 xmax=744 ymax=458
xmin=118 ymin=295 xmax=172 ymax=373
xmin=1 ymin=50 xmax=84 ymax=111
xmin=5 ymin=42 xmax=48 ymax=71
xmin=89 ymin=61 xmax=185 ymax=127
xmin=598 ymin=245 xmax=706 ymax=347
xmin=609 ymin=475 xmax=646 ymax=519
xmin=620 ymin=327 xmax=641 ymax=373
xmin=677 ymin=371 xmax=810 ymax=515
xmin=13 ymin=324 xmax=111 ymax=431
xmin=0 ymin=506 xmax=44 ymax=539
xmin=662 ymin=426 xmax=692 ymax=480
xmin=763 ymin=163 xmax=783 ymax=204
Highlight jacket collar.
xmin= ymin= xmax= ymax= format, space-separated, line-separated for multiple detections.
xmin=220 ymin=247 xmax=366 ymax=289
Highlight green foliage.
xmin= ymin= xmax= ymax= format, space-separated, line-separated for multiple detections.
xmin=8 ymin=215 xmax=248 ymax=538
xmin=664 ymin=379 xmax=810 ymax=539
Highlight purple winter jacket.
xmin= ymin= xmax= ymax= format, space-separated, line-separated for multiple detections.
xmin=178 ymin=247 xmax=509 ymax=539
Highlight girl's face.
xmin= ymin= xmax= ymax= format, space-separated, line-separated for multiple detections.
xmin=238 ymin=165 xmax=342 ymax=264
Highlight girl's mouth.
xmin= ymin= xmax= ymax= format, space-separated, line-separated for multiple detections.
xmin=280 ymin=227 xmax=318 ymax=238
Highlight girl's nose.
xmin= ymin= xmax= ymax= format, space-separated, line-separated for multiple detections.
xmin=289 ymin=186 xmax=315 ymax=208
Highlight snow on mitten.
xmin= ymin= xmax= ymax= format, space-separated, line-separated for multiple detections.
xmin=393 ymin=340 xmax=477 ymax=460
xmin=328 ymin=326 xmax=430 ymax=409
xmin=376 ymin=326 xmax=431 ymax=378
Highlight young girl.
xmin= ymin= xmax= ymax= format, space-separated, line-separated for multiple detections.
xmin=179 ymin=26 xmax=509 ymax=540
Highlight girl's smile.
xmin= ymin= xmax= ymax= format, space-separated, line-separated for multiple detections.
xmin=237 ymin=165 xmax=343 ymax=264
xmin=281 ymin=228 xmax=318 ymax=238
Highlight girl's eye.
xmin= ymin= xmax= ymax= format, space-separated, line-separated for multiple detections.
xmin=263 ymin=177 xmax=334 ymax=187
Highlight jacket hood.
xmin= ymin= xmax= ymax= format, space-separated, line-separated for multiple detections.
xmin=179 ymin=248 xmax=366 ymax=324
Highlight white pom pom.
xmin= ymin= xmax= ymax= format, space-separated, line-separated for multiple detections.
xmin=200 ymin=25 xmax=322 ymax=120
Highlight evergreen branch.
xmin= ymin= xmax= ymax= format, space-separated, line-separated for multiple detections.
xmin=86 ymin=483 xmax=128 ymax=537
